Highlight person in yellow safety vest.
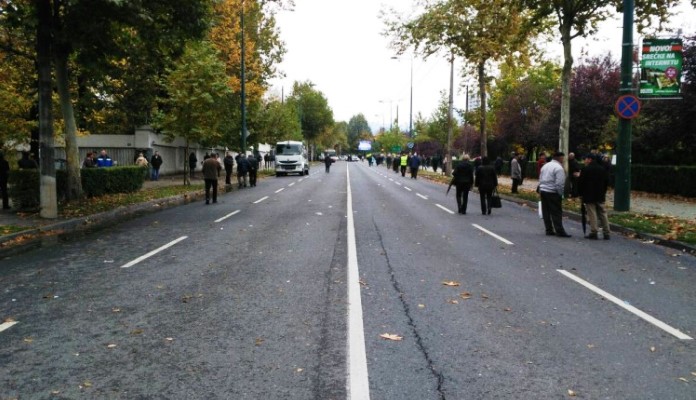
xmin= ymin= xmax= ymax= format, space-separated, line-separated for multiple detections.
xmin=400 ymin=153 xmax=408 ymax=177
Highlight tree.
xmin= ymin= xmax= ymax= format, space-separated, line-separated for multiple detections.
xmin=286 ymin=81 xmax=334 ymax=159
xmin=0 ymin=54 xmax=34 ymax=153
xmin=255 ymin=97 xmax=302 ymax=145
xmin=347 ymin=114 xmax=372 ymax=152
xmin=526 ymin=0 xmax=677 ymax=165
xmin=154 ymin=41 xmax=233 ymax=185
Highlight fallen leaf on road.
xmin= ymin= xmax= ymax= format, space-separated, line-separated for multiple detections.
xmin=481 ymin=294 xmax=489 ymax=300
xmin=23 ymin=337 xmax=33 ymax=344
xmin=81 ymin=380 xmax=93 ymax=388
xmin=182 ymin=295 xmax=193 ymax=303
xmin=3 ymin=317 xmax=16 ymax=323
xmin=112 ymin=308 xmax=121 ymax=313
xmin=587 ymin=344 xmax=595 ymax=349
xmin=418 ymin=304 xmax=425 ymax=309
xmin=567 ymin=389 xmax=577 ymax=396
xmin=460 ymin=292 xmax=472 ymax=299
xmin=255 ymin=338 xmax=264 ymax=346
xmin=42 ymin=293 xmax=54 ymax=299
xmin=51 ymin=390 xmax=61 ymax=395
xmin=359 ymin=279 xmax=367 ymax=287
xmin=380 ymin=333 xmax=403 ymax=341
xmin=503 ymin=308 xmax=512 ymax=312
xmin=107 ymin=343 xmax=117 ymax=348
xmin=447 ymin=299 xmax=459 ymax=304
xmin=442 ymin=281 xmax=460 ymax=287
xmin=130 ymin=329 xmax=144 ymax=335
xmin=678 ymin=377 xmax=689 ymax=383
xmin=650 ymin=346 xmax=656 ymax=352
xmin=165 ymin=337 xmax=174 ymax=342
xmin=296 ymin=368 xmax=304 ymax=373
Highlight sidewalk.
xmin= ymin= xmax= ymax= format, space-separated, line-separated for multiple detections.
xmin=495 ymin=176 xmax=696 ymax=221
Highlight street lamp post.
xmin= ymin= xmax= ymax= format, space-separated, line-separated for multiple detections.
xmin=391 ymin=56 xmax=414 ymax=138
xmin=240 ymin=0 xmax=247 ymax=155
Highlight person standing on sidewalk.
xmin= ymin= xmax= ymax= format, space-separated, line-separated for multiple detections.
xmin=510 ymin=153 xmax=522 ymax=193
xmin=450 ymin=154 xmax=474 ymax=214
xmin=150 ymin=151 xmax=163 ymax=181
xmin=223 ymin=152 xmax=235 ymax=185
xmin=247 ymin=154 xmax=258 ymax=187
xmin=538 ymin=151 xmax=571 ymax=237
xmin=202 ymin=153 xmax=221 ymax=204
xmin=237 ymin=153 xmax=250 ymax=188
xmin=579 ymin=154 xmax=611 ymax=240
xmin=0 ymin=152 xmax=10 ymax=210
xmin=188 ymin=152 xmax=198 ymax=179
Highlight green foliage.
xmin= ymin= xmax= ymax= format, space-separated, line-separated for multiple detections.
xmin=286 ymin=81 xmax=334 ymax=142
xmin=631 ymin=165 xmax=696 ymax=197
xmin=255 ymin=98 xmax=302 ymax=144
xmin=155 ymin=41 xmax=234 ymax=147
xmin=8 ymin=167 xmax=146 ymax=211
xmin=347 ymin=114 xmax=372 ymax=151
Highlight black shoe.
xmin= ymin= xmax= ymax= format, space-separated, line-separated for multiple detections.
xmin=205 ymin=200 xmax=210 ymax=205
xmin=557 ymin=233 xmax=572 ymax=238
xmin=603 ymin=234 xmax=610 ymax=240
xmin=487 ymin=209 xmax=491 ymax=215
xmin=586 ymin=233 xmax=598 ymax=240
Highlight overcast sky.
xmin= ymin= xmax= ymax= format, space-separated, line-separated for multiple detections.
xmin=268 ymin=1 xmax=696 ymax=134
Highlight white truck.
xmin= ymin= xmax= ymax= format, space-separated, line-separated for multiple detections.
xmin=275 ymin=140 xmax=309 ymax=176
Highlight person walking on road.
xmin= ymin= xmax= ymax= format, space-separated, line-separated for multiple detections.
xmin=223 ymin=152 xmax=235 ymax=185
xmin=539 ymin=151 xmax=571 ymax=237
xmin=247 ymin=154 xmax=258 ymax=187
xmin=579 ymin=154 xmax=611 ymax=240
xmin=0 ymin=152 xmax=10 ymax=210
xmin=400 ymin=153 xmax=408 ymax=177
xmin=324 ymin=153 xmax=334 ymax=173
xmin=237 ymin=153 xmax=250 ymax=188
xmin=408 ymin=153 xmax=421 ymax=179
xmin=510 ymin=153 xmax=522 ymax=193
xmin=202 ymin=153 xmax=221 ymax=204
xmin=475 ymin=156 xmax=498 ymax=215
xmin=450 ymin=154 xmax=474 ymax=214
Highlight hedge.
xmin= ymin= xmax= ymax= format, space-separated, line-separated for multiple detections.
xmin=8 ymin=166 xmax=146 ymax=211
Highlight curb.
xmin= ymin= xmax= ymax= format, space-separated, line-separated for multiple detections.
xmin=497 ymin=193 xmax=696 ymax=256
xmin=0 ymin=190 xmax=205 ymax=259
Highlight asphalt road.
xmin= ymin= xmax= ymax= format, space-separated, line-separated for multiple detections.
xmin=1 ymin=161 xmax=695 ymax=399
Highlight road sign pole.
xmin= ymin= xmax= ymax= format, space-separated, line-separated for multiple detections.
xmin=615 ymin=0 xmax=634 ymax=212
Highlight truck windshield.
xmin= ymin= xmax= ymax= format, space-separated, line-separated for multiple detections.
xmin=276 ymin=144 xmax=302 ymax=155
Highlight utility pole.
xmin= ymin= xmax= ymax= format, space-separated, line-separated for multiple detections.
xmin=446 ymin=54 xmax=454 ymax=176
xmin=614 ymin=0 xmax=634 ymax=211
xmin=37 ymin=0 xmax=57 ymax=218
xmin=240 ymin=0 xmax=247 ymax=155
xmin=409 ymin=57 xmax=413 ymax=138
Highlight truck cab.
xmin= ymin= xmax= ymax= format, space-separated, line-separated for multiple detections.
xmin=275 ymin=140 xmax=309 ymax=176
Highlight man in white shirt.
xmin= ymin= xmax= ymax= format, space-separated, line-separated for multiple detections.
xmin=538 ymin=151 xmax=571 ymax=237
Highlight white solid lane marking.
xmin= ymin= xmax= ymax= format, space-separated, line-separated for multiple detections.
xmin=346 ymin=166 xmax=371 ymax=399
xmin=471 ymin=224 xmax=514 ymax=245
xmin=215 ymin=210 xmax=240 ymax=223
xmin=275 ymin=188 xmax=285 ymax=193
xmin=557 ymin=269 xmax=693 ymax=340
xmin=436 ymin=204 xmax=456 ymax=214
xmin=0 ymin=321 xmax=18 ymax=333
xmin=416 ymin=193 xmax=428 ymax=200
xmin=253 ymin=196 xmax=269 ymax=204
xmin=288 ymin=182 xmax=295 ymax=187
xmin=404 ymin=187 xmax=412 ymax=192
xmin=120 ymin=236 xmax=188 ymax=269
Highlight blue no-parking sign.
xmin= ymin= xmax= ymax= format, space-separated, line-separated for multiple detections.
xmin=615 ymin=95 xmax=641 ymax=119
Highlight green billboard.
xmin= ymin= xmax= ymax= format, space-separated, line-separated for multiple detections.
xmin=640 ymin=38 xmax=683 ymax=98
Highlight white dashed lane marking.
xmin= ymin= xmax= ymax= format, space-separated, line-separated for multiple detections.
xmin=436 ymin=204 xmax=455 ymax=214
xmin=215 ymin=210 xmax=240 ymax=223
xmin=0 ymin=321 xmax=18 ymax=333
xmin=253 ymin=196 xmax=269 ymax=204
xmin=275 ymin=188 xmax=285 ymax=193
xmin=120 ymin=236 xmax=188 ymax=269
xmin=404 ymin=187 xmax=412 ymax=192
xmin=416 ymin=193 xmax=428 ymax=200
xmin=472 ymin=224 xmax=514 ymax=245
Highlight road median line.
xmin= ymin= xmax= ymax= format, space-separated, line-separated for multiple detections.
xmin=120 ymin=236 xmax=188 ymax=269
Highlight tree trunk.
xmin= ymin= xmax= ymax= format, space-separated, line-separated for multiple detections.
xmin=55 ymin=51 xmax=83 ymax=200
xmin=559 ymin=23 xmax=573 ymax=170
xmin=445 ymin=55 xmax=454 ymax=176
xmin=478 ymin=61 xmax=487 ymax=158
xmin=184 ymin=140 xmax=190 ymax=186
xmin=37 ymin=0 xmax=57 ymax=218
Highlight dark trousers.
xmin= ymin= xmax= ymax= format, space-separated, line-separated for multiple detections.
xmin=225 ymin=168 xmax=233 ymax=184
xmin=410 ymin=167 xmax=418 ymax=179
xmin=455 ymin=184 xmax=471 ymax=214
xmin=249 ymin=170 xmax=257 ymax=187
xmin=400 ymin=166 xmax=407 ymax=177
xmin=189 ymin=164 xmax=196 ymax=178
xmin=204 ymin=179 xmax=218 ymax=203
xmin=511 ymin=178 xmax=520 ymax=193
xmin=540 ymin=191 xmax=566 ymax=234
xmin=479 ymin=188 xmax=493 ymax=214
xmin=325 ymin=164 xmax=331 ymax=173
xmin=1 ymin=180 xmax=8 ymax=209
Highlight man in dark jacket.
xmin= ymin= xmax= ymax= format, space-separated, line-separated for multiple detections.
xmin=188 ymin=152 xmax=198 ymax=179
xmin=450 ymin=154 xmax=474 ymax=214
xmin=475 ymin=156 xmax=498 ymax=215
xmin=408 ymin=153 xmax=421 ymax=179
xmin=18 ymin=151 xmax=38 ymax=169
xmin=237 ymin=153 xmax=250 ymax=188
xmin=578 ymin=154 xmax=611 ymax=240
xmin=202 ymin=153 xmax=221 ymax=204
xmin=324 ymin=153 xmax=334 ymax=173
xmin=150 ymin=151 xmax=163 ymax=181
xmin=223 ymin=152 xmax=235 ymax=184
xmin=247 ymin=154 xmax=259 ymax=187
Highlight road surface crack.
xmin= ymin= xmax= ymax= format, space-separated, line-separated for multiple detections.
xmin=373 ymin=218 xmax=446 ymax=400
